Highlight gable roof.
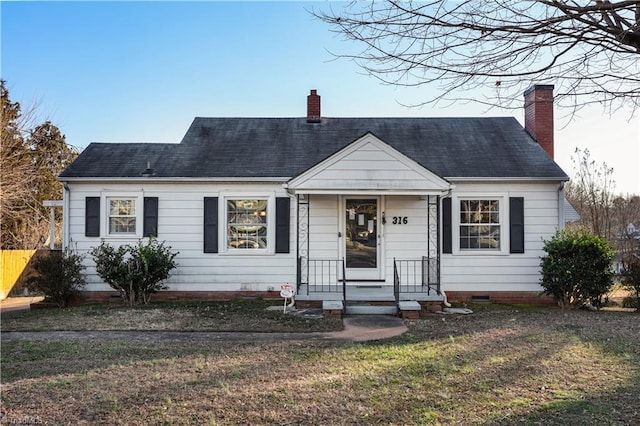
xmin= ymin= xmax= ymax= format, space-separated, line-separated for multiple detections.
xmin=287 ymin=132 xmax=451 ymax=193
xmin=59 ymin=117 xmax=568 ymax=181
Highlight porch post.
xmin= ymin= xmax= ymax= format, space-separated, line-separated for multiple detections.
xmin=436 ymin=195 xmax=441 ymax=293
xmin=426 ymin=195 xmax=441 ymax=293
xmin=296 ymin=194 xmax=310 ymax=289
xmin=43 ymin=200 xmax=63 ymax=250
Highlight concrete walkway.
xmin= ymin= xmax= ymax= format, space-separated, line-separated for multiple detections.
xmin=0 ymin=296 xmax=408 ymax=342
xmin=335 ymin=315 xmax=408 ymax=342
xmin=1 ymin=317 xmax=407 ymax=343
xmin=0 ymin=296 xmax=44 ymax=314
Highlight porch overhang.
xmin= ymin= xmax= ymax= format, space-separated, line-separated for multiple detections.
xmin=285 ymin=133 xmax=453 ymax=196
xmin=284 ymin=187 xmax=451 ymax=196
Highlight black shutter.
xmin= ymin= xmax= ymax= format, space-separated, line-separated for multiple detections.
xmin=509 ymin=197 xmax=525 ymax=253
xmin=275 ymin=197 xmax=290 ymax=253
xmin=85 ymin=197 xmax=100 ymax=237
xmin=442 ymin=197 xmax=452 ymax=254
xmin=204 ymin=197 xmax=218 ymax=253
xmin=143 ymin=197 xmax=159 ymax=237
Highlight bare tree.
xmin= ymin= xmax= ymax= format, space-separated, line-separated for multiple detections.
xmin=314 ymin=1 xmax=640 ymax=115
xmin=1 ymin=80 xmax=78 ymax=249
xmin=1 ymin=80 xmax=37 ymax=248
xmin=565 ymin=148 xmax=616 ymax=239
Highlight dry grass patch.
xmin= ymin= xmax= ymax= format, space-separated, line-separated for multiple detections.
xmin=0 ymin=299 xmax=342 ymax=333
xmin=1 ymin=304 xmax=639 ymax=425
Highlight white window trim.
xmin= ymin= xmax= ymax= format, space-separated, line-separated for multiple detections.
xmin=101 ymin=192 xmax=143 ymax=239
xmin=219 ymin=193 xmax=275 ymax=255
xmin=452 ymin=194 xmax=510 ymax=256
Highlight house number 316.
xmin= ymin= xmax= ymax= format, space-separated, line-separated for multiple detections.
xmin=392 ymin=216 xmax=408 ymax=225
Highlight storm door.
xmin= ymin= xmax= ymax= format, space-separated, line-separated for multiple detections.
xmin=343 ymin=198 xmax=382 ymax=280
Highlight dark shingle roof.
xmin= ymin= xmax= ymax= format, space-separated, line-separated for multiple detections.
xmin=59 ymin=117 xmax=568 ymax=180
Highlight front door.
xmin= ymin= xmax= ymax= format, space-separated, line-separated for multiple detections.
xmin=343 ymin=197 xmax=382 ymax=280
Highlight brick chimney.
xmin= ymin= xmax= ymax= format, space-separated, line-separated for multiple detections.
xmin=524 ymin=84 xmax=555 ymax=158
xmin=307 ymin=89 xmax=321 ymax=123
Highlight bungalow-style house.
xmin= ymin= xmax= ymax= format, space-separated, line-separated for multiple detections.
xmin=59 ymin=85 xmax=570 ymax=314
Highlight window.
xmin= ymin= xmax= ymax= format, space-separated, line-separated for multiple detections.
xmin=226 ymin=199 xmax=268 ymax=250
xmin=108 ymin=198 xmax=137 ymax=234
xmin=85 ymin=194 xmax=155 ymax=238
xmin=459 ymin=199 xmax=501 ymax=250
xmin=204 ymin=196 xmax=289 ymax=254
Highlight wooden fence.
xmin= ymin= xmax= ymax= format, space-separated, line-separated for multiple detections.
xmin=1 ymin=250 xmax=37 ymax=299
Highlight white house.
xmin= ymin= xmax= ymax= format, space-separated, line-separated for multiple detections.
xmin=59 ymin=85 xmax=569 ymax=313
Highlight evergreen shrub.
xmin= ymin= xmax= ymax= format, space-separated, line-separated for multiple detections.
xmin=540 ymin=230 xmax=615 ymax=309
xmin=27 ymin=248 xmax=86 ymax=307
xmin=90 ymin=238 xmax=178 ymax=306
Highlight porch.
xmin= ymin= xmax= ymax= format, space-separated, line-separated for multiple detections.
xmin=284 ymin=132 xmax=452 ymax=315
xmin=295 ymin=257 xmax=445 ymax=316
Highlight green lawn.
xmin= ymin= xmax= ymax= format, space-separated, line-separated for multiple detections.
xmin=1 ymin=302 xmax=639 ymax=425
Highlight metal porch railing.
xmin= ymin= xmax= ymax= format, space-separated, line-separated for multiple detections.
xmin=393 ymin=259 xmax=400 ymax=310
xmin=298 ymin=257 xmax=440 ymax=295
xmin=297 ymin=257 xmax=345 ymax=295
xmin=394 ymin=256 xmax=441 ymax=295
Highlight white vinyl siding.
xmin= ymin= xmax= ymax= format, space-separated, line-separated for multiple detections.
xmin=307 ymin=195 xmax=339 ymax=260
xmin=441 ymin=182 xmax=560 ymax=292
xmin=66 ymin=180 xmax=562 ymax=295
xmin=287 ymin=134 xmax=450 ymax=193
xmin=66 ymin=182 xmax=294 ymax=292
xmin=383 ymin=196 xmax=431 ymax=283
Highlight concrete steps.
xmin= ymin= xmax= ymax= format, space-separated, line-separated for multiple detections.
xmin=322 ymin=300 xmax=399 ymax=316
xmin=310 ymin=284 xmax=445 ymax=318
xmin=345 ymin=303 xmax=398 ymax=316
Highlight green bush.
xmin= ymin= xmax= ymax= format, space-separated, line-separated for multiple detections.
xmin=26 ymin=249 xmax=86 ymax=307
xmin=620 ymin=250 xmax=640 ymax=311
xmin=90 ymin=238 xmax=178 ymax=306
xmin=540 ymin=229 xmax=615 ymax=309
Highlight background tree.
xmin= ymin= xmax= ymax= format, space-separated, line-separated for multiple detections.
xmin=315 ymin=1 xmax=640 ymax=114
xmin=27 ymin=121 xmax=77 ymax=204
xmin=0 ymin=80 xmax=78 ymax=249
xmin=565 ymin=148 xmax=616 ymax=240
xmin=612 ymin=194 xmax=640 ymax=247
xmin=620 ymin=250 xmax=640 ymax=310
xmin=565 ymin=149 xmax=640 ymax=309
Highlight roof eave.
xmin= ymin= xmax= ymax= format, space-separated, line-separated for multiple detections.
xmin=447 ymin=176 xmax=569 ymax=182
xmin=58 ymin=176 xmax=291 ymax=183
xmin=59 ymin=175 xmax=569 ymax=183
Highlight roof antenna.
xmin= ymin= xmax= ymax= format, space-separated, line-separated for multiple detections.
xmin=141 ymin=161 xmax=154 ymax=177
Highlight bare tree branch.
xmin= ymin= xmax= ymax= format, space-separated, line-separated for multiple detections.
xmin=1 ymin=80 xmax=78 ymax=249
xmin=312 ymin=1 xmax=640 ymax=116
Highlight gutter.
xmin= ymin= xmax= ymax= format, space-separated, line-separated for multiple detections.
xmin=58 ymin=176 xmax=291 ymax=183
xmin=446 ymin=176 xmax=569 ymax=182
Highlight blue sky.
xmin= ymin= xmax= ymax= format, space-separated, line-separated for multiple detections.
xmin=2 ymin=1 xmax=638 ymax=194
